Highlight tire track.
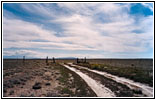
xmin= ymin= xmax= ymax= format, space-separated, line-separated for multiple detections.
xmin=62 ymin=64 xmax=115 ymax=97
xmin=69 ymin=63 xmax=153 ymax=97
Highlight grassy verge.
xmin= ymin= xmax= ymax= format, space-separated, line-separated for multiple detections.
xmin=75 ymin=63 xmax=153 ymax=87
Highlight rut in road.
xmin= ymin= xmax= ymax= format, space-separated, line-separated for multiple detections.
xmin=69 ymin=63 xmax=153 ymax=97
xmin=63 ymin=64 xmax=115 ymax=97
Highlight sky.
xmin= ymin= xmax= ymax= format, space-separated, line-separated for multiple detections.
xmin=3 ymin=2 xmax=154 ymax=59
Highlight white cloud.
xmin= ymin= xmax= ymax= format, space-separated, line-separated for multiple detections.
xmin=3 ymin=17 xmax=59 ymax=42
xmin=3 ymin=3 xmax=153 ymax=58
xmin=3 ymin=49 xmax=103 ymax=58
xmin=3 ymin=17 xmax=96 ymax=51
xmin=52 ymin=4 xmax=153 ymax=52
xmin=3 ymin=49 xmax=46 ymax=58
xmin=20 ymin=3 xmax=55 ymax=18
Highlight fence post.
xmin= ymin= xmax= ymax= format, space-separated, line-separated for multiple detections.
xmin=46 ymin=56 xmax=48 ymax=65
xmin=84 ymin=57 xmax=86 ymax=63
xmin=53 ymin=57 xmax=55 ymax=63
xmin=23 ymin=56 xmax=25 ymax=64
xmin=17 ymin=57 xmax=18 ymax=62
xmin=77 ymin=58 xmax=79 ymax=63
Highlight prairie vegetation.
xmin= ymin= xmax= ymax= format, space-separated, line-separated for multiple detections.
xmin=3 ymin=59 xmax=96 ymax=97
xmin=75 ymin=60 xmax=153 ymax=87
xmin=3 ymin=58 xmax=153 ymax=97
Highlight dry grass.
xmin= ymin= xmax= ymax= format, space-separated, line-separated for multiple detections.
xmin=75 ymin=63 xmax=153 ymax=87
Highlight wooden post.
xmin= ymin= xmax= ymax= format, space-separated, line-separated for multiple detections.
xmin=77 ymin=58 xmax=79 ymax=63
xmin=46 ymin=56 xmax=48 ymax=65
xmin=84 ymin=57 xmax=86 ymax=63
xmin=17 ymin=57 xmax=18 ymax=62
xmin=53 ymin=57 xmax=55 ymax=63
xmin=23 ymin=56 xmax=25 ymax=64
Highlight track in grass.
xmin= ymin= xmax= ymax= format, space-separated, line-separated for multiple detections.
xmin=63 ymin=64 xmax=115 ymax=97
xmin=69 ymin=63 xmax=153 ymax=97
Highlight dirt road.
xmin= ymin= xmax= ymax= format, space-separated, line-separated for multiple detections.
xmin=63 ymin=64 xmax=115 ymax=97
xmin=64 ymin=63 xmax=153 ymax=97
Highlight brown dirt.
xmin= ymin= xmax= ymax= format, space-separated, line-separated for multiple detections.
xmin=3 ymin=60 xmax=96 ymax=97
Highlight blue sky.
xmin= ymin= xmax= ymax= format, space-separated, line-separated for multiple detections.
xmin=3 ymin=3 xmax=154 ymax=58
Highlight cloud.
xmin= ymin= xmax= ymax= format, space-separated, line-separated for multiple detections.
xmin=3 ymin=49 xmax=46 ymax=58
xmin=51 ymin=4 xmax=153 ymax=52
xmin=3 ymin=17 xmax=58 ymax=42
xmin=3 ymin=17 xmax=96 ymax=51
xmin=3 ymin=49 xmax=104 ymax=58
xmin=3 ymin=3 xmax=154 ymax=58
xmin=19 ymin=3 xmax=56 ymax=18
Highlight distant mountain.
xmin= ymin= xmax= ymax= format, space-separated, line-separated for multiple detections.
xmin=57 ymin=57 xmax=77 ymax=59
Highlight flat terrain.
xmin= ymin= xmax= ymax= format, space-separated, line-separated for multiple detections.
xmin=3 ymin=59 xmax=153 ymax=97
xmin=3 ymin=59 xmax=96 ymax=97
